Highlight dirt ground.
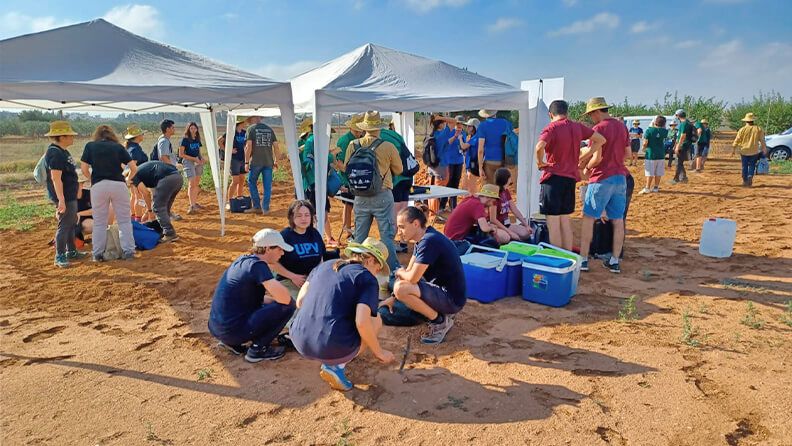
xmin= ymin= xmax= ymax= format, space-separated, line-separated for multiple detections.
xmin=1 ymin=137 xmax=791 ymax=445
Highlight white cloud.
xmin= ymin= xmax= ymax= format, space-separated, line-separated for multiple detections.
xmin=549 ymin=12 xmax=620 ymax=36
xmin=487 ymin=18 xmax=523 ymax=34
xmin=102 ymin=4 xmax=163 ymax=38
xmin=699 ymin=39 xmax=792 ymax=83
xmin=404 ymin=0 xmax=470 ymax=14
xmin=0 ymin=12 xmax=73 ymax=38
xmin=675 ymin=40 xmax=701 ymax=49
xmin=253 ymin=60 xmax=322 ymax=81
xmin=630 ymin=20 xmax=659 ymax=34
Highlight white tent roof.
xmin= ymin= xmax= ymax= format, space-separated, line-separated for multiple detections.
xmin=289 ymin=43 xmax=529 ymax=113
xmin=0 ymin=19 xmax=293 ymax=113
xmin=0 ymin=19 xmax=302 ymax=236
xmin=291 ymin=44 xmax=537 ymax=236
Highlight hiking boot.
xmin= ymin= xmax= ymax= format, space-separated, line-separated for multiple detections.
xmin=319 ymin=364 xmax=353 ymax=391
xmin=669 ymin=179 xmax=679 ymax=185
xmin=217 ymin=341 xmax=247 ymax=356
xmin=244 ymin=344 xmax=285 ymax=363
xmin=243 ymin=207 xmax=260 ymax=214
xmin=421 ymin=315 xmax=454 ymax=345
xmin=121 ymin=251 xmax=136 ymax=260
xmin=160 ymin=234 xmax=180 ymax=243
xmin=603 ymin=258 xmax=621 ymax=274
xmin=747 ymin=176 xmax=754 ymax=187
xmin=54 ymin=254 xmax=70 ymax=268
xmin=580 ymin=259 xmax=589 ymax=272
xmin=66 ymin=250 xmax=89 ymax=260
xmin=638 ymin=188 xmax=651 ymax=195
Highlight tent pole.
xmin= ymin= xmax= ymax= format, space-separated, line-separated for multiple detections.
xmin=279 ymin=102 xmax=304 ymax=201
xmin=313 ymin=109 xmax=332 ymax=237
xmin=199 ymin=110 xmax=225 ymax=236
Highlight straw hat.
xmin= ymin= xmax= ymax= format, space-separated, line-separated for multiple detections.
xmin=344 ymin=237 xmax=390 ymax=275
xmin=76 ymin=169 xmax=89 ymax=183
xmin=346 ymin=113 xmax=364 ymax=132
xmin=632 ymin=119 xmax=641 ymax=125
xmin=235 ymin=115 xmax=249 ymax=124
xmin=741 ymin=112 xmax=757 ymax=122
xmin=298 ymin=118 xmax=313 ymax=134
xmin=584 ymin=97 xmax=610 ymax=114
xmin=124 ymin=124 xmax=147 ymax=140
xmin=45 ymin=121 xmax=78 ymax=137
xmin=465 ymin=118 xmax=480 ymax=129
xmin=700 ymin=119 xmax=709 ymax=125
xmin=476 ymin=183 xmax=500 ymax=199
xmin=356 ymin=111 xmax=388 ymax=132
xmin=479 ymin=109 xmax=497 ymax=118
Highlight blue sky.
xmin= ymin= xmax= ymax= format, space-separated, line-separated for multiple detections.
xmin=2 ymin=0 xmax=790 ymax=105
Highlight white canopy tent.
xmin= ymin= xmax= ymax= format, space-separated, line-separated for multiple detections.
xmin=278 ymin=43 xmax=541 ymax=234
xmin=0 ymin=19 xmax=301 ymax=235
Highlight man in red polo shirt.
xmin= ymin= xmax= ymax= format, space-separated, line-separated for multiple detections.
xmin=534 ymin=100 xmax=605 ymax=251
xmin=579 ymin=97 xmax=630 ymax=274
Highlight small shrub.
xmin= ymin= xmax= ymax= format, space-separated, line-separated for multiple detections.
xmin=196 ymin=368 xmax=213 ymax=381
xmin=740 ymin=302 xmax=764 ymax=329
xmin=782 ymin=300 xmax=792 ymax=327
xmin=618 ymin=295 xmax=638 ymax=322
xmin=681 ymin=310 xmax=702 ymax=347
xmin=0 ymin=195 xmax=53 ymax=231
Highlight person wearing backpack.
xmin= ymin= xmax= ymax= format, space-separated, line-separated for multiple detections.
xmin=334 ymin=114 xmax=365 ymax=241
xmin=476 ymin=110 xmax=514 ymax=184
xmin=671 ymin=109 xmax=694 ymax=185
xmin=343 ymin=111 xmax=403 ymax=273
xmin=380 ymin=125 xmax=418 ymax=252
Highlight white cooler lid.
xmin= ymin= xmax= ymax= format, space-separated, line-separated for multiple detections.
xmin=461 ymin=252 xmax=504 ymax=269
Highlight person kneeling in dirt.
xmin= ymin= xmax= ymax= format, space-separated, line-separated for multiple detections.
xmin=130 ymin=160 xmax=183 ymax=243
xmin=208 ymin=229 xmax=295 ymax=363
xmin=442 ymin=183 xmax=501 ymax=254
xmin=380 ymin=206 xmax=466 ymax=345
xmin=290 ymin=238 xmax=395 ymax=391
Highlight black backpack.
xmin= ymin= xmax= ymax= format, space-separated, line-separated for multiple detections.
xmin=345 ymin=138 xmax=384 ymax=196
xmin=398 ymin=140 xmax=420 ymax=177
xmin=685 ymin=121 xmax=698 ymax=144
xmin=150 ymin=138 xmax=161 ymax=161
xmin=421 ymin=136 xmax=440 ymax=168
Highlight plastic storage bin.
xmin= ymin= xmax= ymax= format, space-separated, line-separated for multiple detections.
xmin=461 ymin=246 xmax=508 ymax=303
xmin=699 ymin=218 xmax=737 ymax=258
xmin=535 ymin=242 xmax=582 ymax=297
xmin=483 ymin=250 xmax=526 ymax=297
xmin=521 ymin=255 xmax=576 ymax=307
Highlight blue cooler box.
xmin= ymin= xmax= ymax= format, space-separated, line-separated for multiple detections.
xmin=461 ymin=247 xmax=508 ymax=303
xmin=484 ymin=251 xmax=525 ymax=297
xmin=521 ymin=256 xmax=576 ymax=307
xmin=536 ymin=242 xmax=582 ymax=297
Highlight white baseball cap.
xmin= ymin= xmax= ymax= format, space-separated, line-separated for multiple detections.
xmin=252 ymin=229 xmax=293 ymax=251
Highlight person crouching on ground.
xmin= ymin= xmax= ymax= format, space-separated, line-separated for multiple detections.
xmin=290 ymin=237 xmax=395 ymax=391
xmin=44 ymin=121 xmax=87 ymax=268
xmin=381 ymin=206 xmax=467 ymax=344
xmin=732 ymin=112 xmax=768 ymax=187
xmin=442 ymin=183 xmax=501 ymax=253
xmin=130 ymin=160 xmax=183 ymax=243
xmin=490 ymin=168 xmax=533 ymax=244
xmin=208 ymin=229 xmax=296 ymax=363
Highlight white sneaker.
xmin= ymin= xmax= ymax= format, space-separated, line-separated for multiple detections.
xmin=638 ymin=188 xmax=651 ymax=195
xmin=651 ymin=187 xmax=660 ymax=193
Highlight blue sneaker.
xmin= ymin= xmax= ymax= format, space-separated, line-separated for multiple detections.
xmin=54 ymin=254 xmax=70 ymax=268
xmin=319 ymin=364 xmax=353 ymax=391
xmin=580 ymin=259 xmax=589 ymax=272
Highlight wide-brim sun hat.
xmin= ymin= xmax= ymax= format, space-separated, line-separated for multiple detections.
xmin=700 ymin=119 xmax=709 ymax=124
xmin=741 ymin=112 xmax=757 ymax=122
xmin=632 ymin=120 xmax=641 ymax=124
xmin=252 ymin=228 xmax=294 ymax=252
xmin=465 ymin=118 xmax=480 ymax=129
xmin=356 ymin=111 xmax=388 ymax=132
xmin=584 ymin=97 xmax=610 ymax=115
xmin=478 ymin=109 xmax=497 ymax=118
xmin=45 ymin=120 xmax=78 ymax=137
xmin=298 ymin=118 xmax=313 ymax=134
xmin=477 ymin=183 xmax=500 ymax=199
xmin=124 ymin=124 xmax=147 ymax=140
xmin=345 ymin=113 xmax=364 ymax=132
xmin=235 ymin=115 xmax=248 ymax=124
xmin=344 ymin=237 xmax=390 ymax=275
xmin=669 ymin=122 xmax=678 ymax=126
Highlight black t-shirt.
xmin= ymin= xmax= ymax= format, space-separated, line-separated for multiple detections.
xmin=279 ymin=227 xmax=325 ymax=276
xmin=414 ymin=227 xmax=467 ymax=305
xmin=132 ymin=161 xmax=179 ymax=188
xmin=80 ymin=139 xmax=133 ymax=184
xmin=75 ymin=188 xmax=92 ymax=240
xmin=45 ymin=144 xmax=79 ymax=202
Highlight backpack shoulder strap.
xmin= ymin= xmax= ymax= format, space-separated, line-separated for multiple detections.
xmin=369 ymin=138 xmax=384 ymax=151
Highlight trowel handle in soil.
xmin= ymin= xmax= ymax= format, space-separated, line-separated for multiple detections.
xmin=399 ymin=335 xmax=412 ymax=373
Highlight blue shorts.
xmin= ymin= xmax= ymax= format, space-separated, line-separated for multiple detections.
xmin=583 ymin=174 xmax=627 ymax=220
xmin=418 ymin=279 xmax=465 ymax=315
xmin=696 ymin=143 xmax=710 ymax=158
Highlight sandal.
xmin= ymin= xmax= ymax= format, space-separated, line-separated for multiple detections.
xmin=326 ymin=238 xmax=340 ymax=249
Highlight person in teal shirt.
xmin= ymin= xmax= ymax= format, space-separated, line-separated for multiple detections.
xmin=300 ymin=120 xmax=339 ymax=246
xmin=694 ymin=119 xmax=712 ymax=172
xmin=639 ymin=116 xmax=669 ymax=194
xmin=334 ymin=114 xmax=365 ymax=241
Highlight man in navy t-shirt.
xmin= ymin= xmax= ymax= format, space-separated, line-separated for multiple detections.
xmin=383 ymin=206 xmax=466 ymax=345
xmin=208 ymin=229 xmax=295 ymax=363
